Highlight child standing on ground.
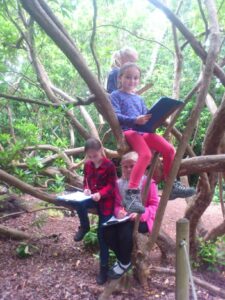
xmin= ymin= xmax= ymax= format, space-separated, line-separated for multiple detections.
xmin=110 ymin=63 xmax=195 ymax=213
xmin=73 ymin=138 xmax=117 ymax=285
xmin=107 ymin=47 xmax=138 ymax=94
xmin=103 ymin=151 xmax=159 ymax=278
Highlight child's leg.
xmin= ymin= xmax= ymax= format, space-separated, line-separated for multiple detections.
xmin=74 ymin=199 xmax=98 ymax=242
xmin=103 ymin=221 xmax=134 ymax=265
xmin=117 ymin=221 xmax=134 ymax=264
xmin=97 ymin=214 xmax=112 ymax=266
xmin=96 ymin=214 xmax=112 ymax=284
xmin=124 ymin=130 xmax=152 ymax=188
xmin=75 ymin=198 xmax=98 ymax=229
xmin=143 ymin=133 xmax=175 ymax=180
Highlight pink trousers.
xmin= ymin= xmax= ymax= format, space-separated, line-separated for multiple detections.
xmin=124 ymin=130 xmax=175 ymax=189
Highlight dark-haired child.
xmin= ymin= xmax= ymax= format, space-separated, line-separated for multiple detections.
xmin=73 ymin=138 xmax=117 ymax=285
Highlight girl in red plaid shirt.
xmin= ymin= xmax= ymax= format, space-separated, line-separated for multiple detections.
xmin=74 ymin=138 xmax=117 ymax=285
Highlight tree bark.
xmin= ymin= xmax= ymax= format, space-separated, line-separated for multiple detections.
xmin=204 ymin=219 xmax=225 ymax=241
xmin=0 ymin=224 xmax=32 ymax=240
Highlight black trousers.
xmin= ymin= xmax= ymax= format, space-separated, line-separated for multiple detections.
xmin=103 ymin=221 xmax=148 ymax=265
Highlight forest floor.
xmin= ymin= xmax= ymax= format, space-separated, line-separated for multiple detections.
xmin=0 ymin=195 xmax=224 ymax=300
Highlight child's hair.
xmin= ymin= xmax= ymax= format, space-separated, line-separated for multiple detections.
xmin=119 ymin=47 xmax=138 ymax=64
xmin=118 ymin=62 xmax=141 ymax=78
xmin=84 ymin=138 xmax=102 ymax=152
xmin=111 ymin=50 xmax=121 ymax=68
xmin=121 ymin=151 xmax=138 ymax=164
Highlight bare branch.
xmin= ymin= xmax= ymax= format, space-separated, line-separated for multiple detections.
xmin=96 ymin=24 xmax=174 ymax=55
xmin=197 ymin=0 xmax=209 ymax=39
xmin=0 ymin=93 xmax=72 ymax=107
xmin=90 ymin=0 xmax=101 ymax=82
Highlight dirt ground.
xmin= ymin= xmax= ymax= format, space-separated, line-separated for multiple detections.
xmin=0 ymin=196 xmax=224 ymax=300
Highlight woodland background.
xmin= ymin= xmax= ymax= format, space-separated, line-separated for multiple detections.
xmin=0 ymin=0 xmax=225 ymax=299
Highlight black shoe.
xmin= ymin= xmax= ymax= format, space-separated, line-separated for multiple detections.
xmin=96 ymin=265 xmax=108 ymax=285
xmin=108 ymin=261 xmax=132 ymax=279
xmin=123 ymin=189 xmax=145 ymax=214
xmin=169 ymin=180 xmax=196 ymax=200
xmin=74 ymin=226 xmax=90 ymax=242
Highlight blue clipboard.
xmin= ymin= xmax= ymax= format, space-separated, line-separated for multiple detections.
xmin=133 ymin=96 xmax=184 ymax=133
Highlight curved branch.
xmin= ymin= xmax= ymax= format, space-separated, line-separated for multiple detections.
xmin=90 ymin=0 xmax=101 ymax=82
xmin=0 ymin=93 xmax=74 ymax=107
xmin=204 ymin=219 xmax=225 ymax=241
xmin=197 ymin=0 xmax=209 ymax=39
xmin=96 ymin=24 xmax=174 ymax=55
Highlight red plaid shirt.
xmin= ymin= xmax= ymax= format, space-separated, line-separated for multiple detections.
xmin=83 ymin=157 xmax=117 ymax=216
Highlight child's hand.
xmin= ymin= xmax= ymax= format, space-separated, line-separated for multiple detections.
xmin=117 ymin=208 xmax=127 ymax=219
xmin=92 ymin=192 xmax=101 ymax=202
xmin=129 ymin=213 xmax=138 ymax=220
xmin=135 ymin=114 xmax=151 ymax=125
xmin=84 ymin=189 xmax=91 ymax=196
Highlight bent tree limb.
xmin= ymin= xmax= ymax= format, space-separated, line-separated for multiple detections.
xmin=0 ymin=169 xmax=56 ymax=204
xmin=204 ymin=219 xmax=225 ymax=241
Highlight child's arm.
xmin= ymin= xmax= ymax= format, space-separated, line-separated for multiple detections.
xmin=114 ymin=183 xmax=126 ymax=218
xmin=140 ymin=180 xmax=159 ymax=223
xmin=97 ymin=162 xmax=117 ymax=199
xmin=110 ymin=93 xmax=137 ymax=126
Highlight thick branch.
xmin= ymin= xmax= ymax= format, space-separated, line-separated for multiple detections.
xmin=0 ymin=224 xmax=32 ymax=240
xmin=178 ymin=154 xmax=225 ymax=176
xmin=204 ymin=219 xmax=225 ymax=240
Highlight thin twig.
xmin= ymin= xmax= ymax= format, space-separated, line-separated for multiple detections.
xmin=90 ymin=0 xmax=101 ymax=82
xmin=197 ymin=0 xmax=209 ymax=40
xmin=96 ymin=24 xmax=174 ymax=55
xmin=0 ymin=206 xmax=68 ymax=221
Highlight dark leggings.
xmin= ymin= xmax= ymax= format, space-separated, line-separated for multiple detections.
xmin=103 ymin=221 xmax=148 ymax=265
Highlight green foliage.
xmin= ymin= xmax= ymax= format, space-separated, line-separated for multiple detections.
xmin=83 ymin=216 xmax=98 ymax=249
xmin=31 ymin=213 xmax=48 ymax=229
xmin=83 ymin=215 xmax=116 ymax=264
xmin=47 ymin=174 xmax=65 ymax=193
xmin=16 ymin=242 xmax=39 ymax=258
xmin=0 ymin=0 xmax=224 ymax=206
xmin=0 ymin=140 xmax=24 ymax=169
xmin=197 ymin=236 xmax=225 ymax=270
xmin=83 ymin=225 xmax=99 ymax=249
xmin=213 ymin=184 xmax=225 ymax=204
